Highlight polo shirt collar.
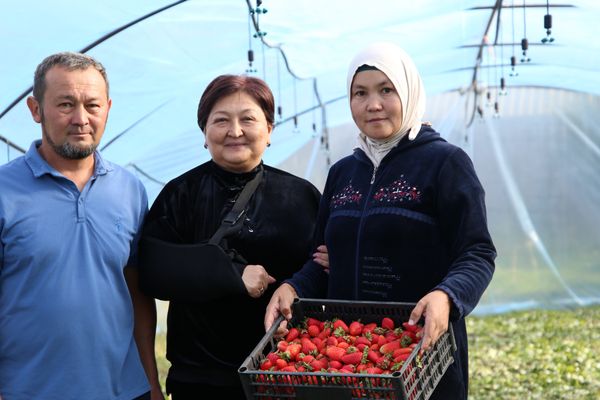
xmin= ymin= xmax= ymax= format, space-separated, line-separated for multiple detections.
xmin=25 ymin=139 xmax=113 ymax=179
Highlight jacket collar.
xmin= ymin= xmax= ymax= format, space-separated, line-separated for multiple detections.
xmin=210 ymin=160 xmax=263 ymax=190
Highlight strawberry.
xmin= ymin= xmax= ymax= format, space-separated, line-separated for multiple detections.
xmin=333 ymin=326 xmax=347 ymax=337
xmin=285 ymin=327 xmax=300 ymax=342
xmin=308 ymin=324 xmax=321 ymax=337
xmin=367 ymin=350 xmax=381 ymax=364
xmin=301 ymin=338 xmax=317 ymax=354
xmin=311 ymin=337 xmax=325 ymax=351
xmin=275 ymin=358 xmax=288 ymax=369
xmin=333 ymin=319 xmax=349 ymax=333
xmin=286 ymin=343 xmax=302 ymax=361
xmin=306 ymin=317 xmax=321 ymax=327
xmin=266 ymin=352 xmax=280 ymax=364
xmin=296 ymin=364 xmax=307 ymax=372
xmin=276 ymin=340 xmax=288 ymax=352
xmin=337 ymin=341 xmax=349 ymax=350
xmin=373 ymin=327 xmax=386 ymax=335
xmin=349 ymin=321 xmax=363 ymax=336
xmin=356 ymin=363 xmax=368 ymax=373
xmin=310 ymin=358 xmax=328 ymax=371
xmin=366 ymin=367 xmax=383 ymax=375
xmin=355 ymin=336 xmax=371 ymax=347
xmin=340 ymin=364 xmax=356 ymax=373
xmin=376 ymin=356 xmax=391 ymax=370
xmin=326 ymin=336 xmax=339 ymax=346
xmin=341 ymin=347 xmax=362 ymax=365
xmin=325 ymin=345 xmax=346 ymax=362
xmin=318 ymin=327 xmax=332 ymax=340
xmin=402 ymin=321 xmax=419 ymax=332
xmin=394 ymin=352 xmax=411 ymax=363
xmin=392 ymin=347 xmax=413 ymax=358
xmin=302 ymin=354 xmax=315 ymax=364
xmin=401 ymin=331 xmax=416 ymax=347
xmin=362 ymin=323 xmax=377 ymax=334
xmin=381 ymin=317 xmax=395 ymax=330
xmin=379 ymin=340 xmax=401 ymax=355
xmin=260 ymin=359 xmax=273 ymax=370
xmin=329 ymin=360 xmax=342 ymax=369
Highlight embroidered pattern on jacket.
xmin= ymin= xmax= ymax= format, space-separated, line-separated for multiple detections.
xmin=331 ymin=184 xmax=363 ymax=208
xmin=372 ymin=175 xmax=421 ymax=204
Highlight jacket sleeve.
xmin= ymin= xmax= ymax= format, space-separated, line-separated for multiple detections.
xmin=137 ymin=182 xmax=247 ymax=302
xmin=433 ymin=148 xmax=496 ymax=320
xmin=138 ymin=237 xmax=247 ymax=302
xmin=285 ymin=172 xmax=334 ymax=298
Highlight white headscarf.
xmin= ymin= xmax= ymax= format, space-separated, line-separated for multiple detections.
xmin=347 ymin=42 xmax=426 ymax=167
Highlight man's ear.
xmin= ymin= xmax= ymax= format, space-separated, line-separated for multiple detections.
xmin=26 ymin=96 xmax=42 ymax=123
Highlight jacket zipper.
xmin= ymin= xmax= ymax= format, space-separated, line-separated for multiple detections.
xmin=370 ymin=166 xmax=378 ymax=184
xmin=354 ymin=164 xmax=379 ymax=298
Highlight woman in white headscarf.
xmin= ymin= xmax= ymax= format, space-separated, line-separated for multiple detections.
xmin=265 ymin=42 xmax=496 ymax=399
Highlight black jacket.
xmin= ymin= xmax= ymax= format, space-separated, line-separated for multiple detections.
xmin=139 ymin=161 xmax=320 ymax=386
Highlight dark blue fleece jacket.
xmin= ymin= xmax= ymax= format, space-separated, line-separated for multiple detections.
xmin=287 ymin=125 xmax=496 ymax=399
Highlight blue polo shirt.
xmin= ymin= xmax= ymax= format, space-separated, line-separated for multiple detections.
xmin=0 ymin=141 xmax=150 ymax=400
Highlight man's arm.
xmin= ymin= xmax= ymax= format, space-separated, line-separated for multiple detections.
xmin=124 ymin=267 xmax=164 ymax=400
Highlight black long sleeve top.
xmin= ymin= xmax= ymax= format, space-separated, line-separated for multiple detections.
xmin=138 ymin=161 xmax=320 ymax=386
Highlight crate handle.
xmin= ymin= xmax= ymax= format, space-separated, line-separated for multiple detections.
xmin=238 ymin=315 xmax=285 ymax=373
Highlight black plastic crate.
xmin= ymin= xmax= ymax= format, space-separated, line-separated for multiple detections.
xmin=239 ymin=298 xmax=457 ymax=400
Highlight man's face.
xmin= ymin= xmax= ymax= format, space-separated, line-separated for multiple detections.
xmin=27 ymin=66 xmax=111 ymax=160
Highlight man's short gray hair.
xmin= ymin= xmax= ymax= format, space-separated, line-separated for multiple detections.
xmin=33 ymin=52 xmax=109 ymax=104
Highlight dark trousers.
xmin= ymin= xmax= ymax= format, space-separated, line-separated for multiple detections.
xmin=132 ymin=392 xmax=151 ymax=400
xmin=167 ymin=379 xmax=246 ymax=400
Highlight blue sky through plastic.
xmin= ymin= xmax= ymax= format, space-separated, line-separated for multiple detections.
xmin=1 ymin=0 xmax=599 ymax=196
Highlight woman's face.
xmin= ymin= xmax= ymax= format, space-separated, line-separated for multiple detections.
xmin=350 ymin=69 xmax=403 ymax=140
xmin=205 ymin=91 xmax=272 ymax=173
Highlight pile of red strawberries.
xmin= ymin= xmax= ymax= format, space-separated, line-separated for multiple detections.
xmin=259 ymin=317 xmax=423 ymax=375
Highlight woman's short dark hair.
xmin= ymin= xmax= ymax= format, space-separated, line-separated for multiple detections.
xmin=197 ymin=74 xmax=275 ymax=132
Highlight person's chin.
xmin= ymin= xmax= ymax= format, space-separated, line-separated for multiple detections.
xmin=68 ymin=136 xmax=95 ymax=146
xmin=364 ymin=131 xmax=394 ymax=140
xmin=223 ymin=154 xmax=250 ymax=167
xmin=224 ymin=147 xmax=249 ymax=158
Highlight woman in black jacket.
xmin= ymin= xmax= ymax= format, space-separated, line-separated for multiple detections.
xmin=265 ymin=42 xmax=496 ymax=399
xmin=138 ymin=75 xmax=325 ymax=399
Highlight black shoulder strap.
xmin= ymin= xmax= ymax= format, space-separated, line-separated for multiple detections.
xmin=208 ymin=166 xmax=264 ymax=245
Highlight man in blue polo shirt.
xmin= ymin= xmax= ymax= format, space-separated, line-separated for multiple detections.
xmin=0 ymin=52 xmax=163 ymax=400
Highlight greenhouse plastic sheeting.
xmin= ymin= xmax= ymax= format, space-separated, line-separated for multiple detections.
xmin=1 ymin=1 xmax=599 ymax=314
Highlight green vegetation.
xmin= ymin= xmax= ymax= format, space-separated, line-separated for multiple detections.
xmin=467 ymin=306 xmax=600 ymax=399
xmin=155 ymin=306 xmax=600 ymax=399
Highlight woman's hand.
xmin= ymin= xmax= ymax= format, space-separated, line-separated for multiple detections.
xmin=264 ymin=283 xmax=297 ymax=336
xmin=242 ymin=264 xmax=276 ymax=298
xmin=408 ymin=290 xmax=451 ymax=352
xmin=312 ymin=245 xmax=329 ymax=272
